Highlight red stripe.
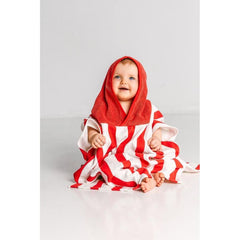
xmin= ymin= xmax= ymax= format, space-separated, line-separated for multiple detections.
xmin=73 ymin=156 xmax=94 ymax=183
xmin=122 ymin=160 xmax=131 ymax=169
xmin=112 ymin=186 xmax=123 ymax=191
xmin=70 ymin=183 xmax=82 ymax=188
xmin=112 ymin=176 xmax=137 ymax=187
xmin=96 ymin=148 xmax=104 ymax=165
xmin=133 ymin=184 xmax=141 ymax=190
xmin=149 ymin=151 xmax=164 ymax=160
xmin=154 ymin=151 xmax=164 ymax=159
xmin=154 ymin=111 xmax=163 ymax=119
xmin=137 ymin=168 xmax=152 ymax=178
xmin=151 ymin=160 xmax=164 ymax=173
xmin=169 ymin=158 xmax=184 ymax=182
xmin=107 ymin=125 xmax=117 ymax=152
xmin=80 ymin=148 xmax=95 ymax=161
xmin=87 ymin=172 xmax=100 ymax=182
xmin=129 ymin=167 xmax=134 ymax=173
xmin=135 ymin=127 xmax=149 ymax=168
xmin=99 ymin=160 xmax=113 ymax=181
xmin=83 ymin=118 xmax=88 ymax=126
xmin=90 ymin=179 xmax=104 ymax=190
xmin=152 ymin=120 xmax=163 ymax=128
xmin=169 ymin=168 xmax=179 ymax=183
xmin=195 ymin=164 xmax=200 ymax=170
xmin=115 ymin=153 xmax=131 ymax=169
xmin=95 ymin=125 xmax=117 ymax=167
xmin=162 ymin=141 xmax=180 ymax=157
xmin=173 ymin=158 xmax=183 ymax=168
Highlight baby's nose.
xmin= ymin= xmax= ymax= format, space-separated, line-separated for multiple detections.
xmin=120 ymin=78 xmax=128 ymax=84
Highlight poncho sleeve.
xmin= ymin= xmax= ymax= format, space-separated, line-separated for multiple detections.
xmin=151 ymin=105 xmax=178 ymax=141
xmin=77 ymin=116 xmax=101 ymax=161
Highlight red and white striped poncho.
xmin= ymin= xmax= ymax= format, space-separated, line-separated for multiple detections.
xmin=71 ymin=56 xmax=199 ymax=192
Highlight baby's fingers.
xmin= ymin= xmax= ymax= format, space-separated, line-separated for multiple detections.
xmin=147 ymin=137 xmax=153 ymax=146
xmin=99 ymin=135 xmax=106 ymax=144
xmin=150 ymin=141 xmax=159 ymax=149
xmin=92 ymin=134 xmax=106 ymax=148
xmin=92 ymin=141 xmax=103 ymax=149
xmin=95 ymin=137 xmax=104 ymax=146
xmin=91 ymin=142 xmax=99 ymax=149
xmin=151 ymin=146 xmax=160 ymax=152
xmin=151 ymin=144 xmax=162 ymax=152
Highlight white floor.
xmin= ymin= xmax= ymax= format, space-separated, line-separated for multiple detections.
xmin=41 ymin=114 xmax=200 ymax=240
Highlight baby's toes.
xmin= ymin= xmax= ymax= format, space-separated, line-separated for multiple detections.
xmin=155 ymin=176 xmax=160 ymax=183
xmin=141 ymin=183 xmax=146 ymax=191
xmin=155 ymin=173 xmax=161 ymax=182
xmin=159 ymin=173 xmax=165 ymax=181
xmin=143 ymin=187 xmax=148 ymax=193
xmin=160 ymin=177 xmax=165 ymax=184
xmin=159 ymin=172 xmax=165 ymax=178
xmin=157 ymin=181 xmax=163 ymax=187
xmin=141 ymin=183 xmax=150 ymax=192
xmin=156 ymin=173 xmax=165 ymax=186
xmin=152 ymin=173 xmax=159 ymax=181
xmin=156 ymin=180 xmax=161 ymax=187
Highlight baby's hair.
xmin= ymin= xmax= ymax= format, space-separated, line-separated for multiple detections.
xmin=120 ymin=58 xmax=136 ymax=66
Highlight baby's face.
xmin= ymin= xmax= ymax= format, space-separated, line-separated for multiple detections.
xmin=112 ymin=62 xmax=139 ymax=103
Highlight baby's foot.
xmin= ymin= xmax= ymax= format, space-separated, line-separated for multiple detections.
xmin=152 ymin=172 xmax=165 ymax=187
xmin=140 ymin=178 xmax=156 ymax=193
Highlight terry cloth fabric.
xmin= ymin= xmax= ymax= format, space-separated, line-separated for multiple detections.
xmin=71 ymin=104 xmax=199 ymax=192
xmin=71 ymin=56 xmax=199 ymax=192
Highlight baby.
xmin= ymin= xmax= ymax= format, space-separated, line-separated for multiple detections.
xmin=88 ymin=58 xmax=165 ymax=192
xmin=71 ymin=56 xmax=198 ymax=192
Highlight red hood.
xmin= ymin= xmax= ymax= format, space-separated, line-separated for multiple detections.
xmin=90 ymin=56 xmax=151 ymax=126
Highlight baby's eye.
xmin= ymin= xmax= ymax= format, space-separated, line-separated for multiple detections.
xmin=114 ymin=75 xmax=120 ymax=79
xmin=129 ymin=77 xmax=135 ymax=80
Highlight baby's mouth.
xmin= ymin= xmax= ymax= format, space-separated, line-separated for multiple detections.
xmin=119 ymin=87 xmax=129 ymax=91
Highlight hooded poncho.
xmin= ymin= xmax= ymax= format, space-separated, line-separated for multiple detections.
xmin=71 ymin=56 xmax=199 ymax=191
xmin=91 ymin=56 xmax=151 ymax=126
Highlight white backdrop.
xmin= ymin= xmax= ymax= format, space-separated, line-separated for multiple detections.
xmin=41 ymin=0 xmax=199 ymax=118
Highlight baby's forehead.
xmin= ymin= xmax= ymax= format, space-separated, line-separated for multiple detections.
xmin=114 ymin=62 xmax=138 ymax=75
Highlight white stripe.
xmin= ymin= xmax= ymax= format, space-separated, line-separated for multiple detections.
xmin=115 ymin=126 xmax=128 ymax=148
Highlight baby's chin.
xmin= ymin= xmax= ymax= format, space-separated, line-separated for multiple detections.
xmin=117 ymin=96 xmax=135 ymax=102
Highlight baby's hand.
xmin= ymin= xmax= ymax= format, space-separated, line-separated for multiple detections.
xmin=147 ymin=136 xmax=162 ymax=152
xmin=90 ymin=133 xmax=106 ymax=149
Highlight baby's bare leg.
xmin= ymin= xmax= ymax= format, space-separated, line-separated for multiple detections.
xmin=140 ymin=177 xmax=157 ymax=193
xmin=152 ymin=172 xmax=165 ymax=187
